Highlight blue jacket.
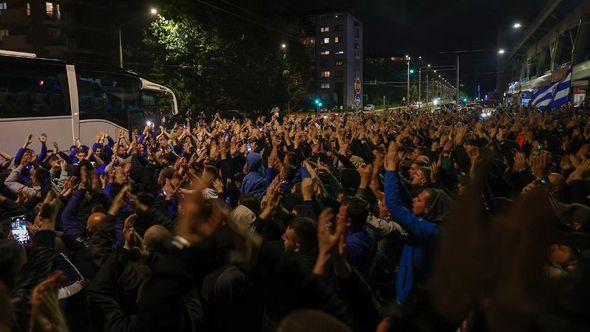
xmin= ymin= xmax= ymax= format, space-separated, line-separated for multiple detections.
xmin=240 ymin=153 xmax=268 ymax=201
xmin=384 ymin=171 xmax=439 ymax=305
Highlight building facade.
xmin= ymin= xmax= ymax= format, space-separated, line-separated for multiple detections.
xmin=498 ymin=0 xmax=590 ymax=106
xmin=0 ymin=0 xmax=117 ymax=63
xmin=298 ymin=12 xmax=363 ymax=110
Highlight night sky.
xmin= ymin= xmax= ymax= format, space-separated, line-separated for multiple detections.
xmin=273 ymin=0 xmax=541 ymax=95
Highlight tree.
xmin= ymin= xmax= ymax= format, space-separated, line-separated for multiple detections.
xmin=126 ymin=2 xmax=313 ymax=117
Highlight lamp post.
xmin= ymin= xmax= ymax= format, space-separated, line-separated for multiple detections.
xmin=405 ymin=55 xmax=411 ymax=105
xmin=426 ymin=73 xmax=429 ymax=102
xmin=418 ymin=68 xmax=422 ymax=103
xmin=118 ymin=8 xmax=158 ymax=68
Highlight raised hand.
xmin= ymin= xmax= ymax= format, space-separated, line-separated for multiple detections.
xmin=313 ymin=208 xmax=347 ymax=276
xmin=30 ymin=271 xmax=68 ymax=332
xmin=513 ymin=151 xmax=528 ymax=172
xmin=301 ymin=177 xmax=315 ymax=201
xmin=24 ymin=133 xmax=33 ymax=148
xmin=177 ymin=171 xmax=228 ymax=245
xmin=384 ymin=141 xmax=400 ymax=172
xmin=317 ymin=209 xmax=339 ymax=257
xmin=212 ymin=178 xmax=225 ymax=194
xmin=531 ymin=151 xmax=549 ymax=180
xmin=358 ymin=163 xmax=373 ymax=189
xmin=568 ymin=159 xmax=590 ymax=184
xmin=108 ymin=185 xmax=130 ymax=217
xmin=39 ymin=133 xmax=47 ymax=144
xmin=430 ymin=162 xmax=439 ymax=183
xmin=123 ymin=214 xmax=138 ymax=250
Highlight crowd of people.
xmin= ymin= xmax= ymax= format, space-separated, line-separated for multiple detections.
xmin=1 ymin=104 xmax=590 ymax=332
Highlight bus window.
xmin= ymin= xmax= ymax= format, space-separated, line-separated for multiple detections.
xmin=77 ymin=70 xmax=140 ymax=128
xmin=141 ymin=90 xmax=174 ymax=125
xmin=0 ymin=60 xmax=69 ymax=118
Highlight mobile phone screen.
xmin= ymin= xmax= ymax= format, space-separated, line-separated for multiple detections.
xmin=10 ymin=215 xmax=30 ymax=246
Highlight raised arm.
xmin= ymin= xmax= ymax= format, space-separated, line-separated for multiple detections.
xmin=384 ymin=142 xmax=438 ymax=242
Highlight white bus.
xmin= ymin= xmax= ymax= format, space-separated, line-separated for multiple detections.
xmin=0 ymin=50 xmax=178 ymax=155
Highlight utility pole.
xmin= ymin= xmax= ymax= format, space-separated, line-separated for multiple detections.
xmin=456 ymin=55 xmax=460 ymax=105
xmin=406 ymin=59 xmax=410 ymax=104
xmin=426 ymin=74 xmax=429 ymax=102
xmin=118 ymin=27 xmax=123 ymax=68
xmin=418 ymin=68 xmax=422 ymax=103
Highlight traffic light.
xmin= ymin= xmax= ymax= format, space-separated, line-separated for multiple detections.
xmin=318 ymin=102 xmax=323 ymax=107
xmin=314 ymin=98 xmax=320 ymax=105
xmin=409 ymin=69 xmax=415 ymax=74
xmin=462 ymin=97 xmax=468 ymax=103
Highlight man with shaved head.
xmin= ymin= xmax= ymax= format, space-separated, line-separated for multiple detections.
xmin=143 ymin=225 xmax=172 ymax=253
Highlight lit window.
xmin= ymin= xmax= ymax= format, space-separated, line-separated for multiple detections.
xmin=321 ymin=71 xmax=331 ymax=78
xmin=300 ymin=37 xmax=315 ymax=46
xmin=334 ymin=37 xmax=341 ymax=43
xmin=323 ymin=37 xmax=330 ymax=44
xmin=321 ymin=83 xmax=330 ymax=89
xmin=320 ymin=26 xmax=330 ymax=33
xmin=335 ymin=60 xmax=344 ymax=66
xmin=0 ymin=3 xmax=7 ymax=10
xmin=45 ymin=2 xmax=61 ymax=19
xmin=335 ymin=51 xmax=344 ymax=55
xmin=26 ymin=3 xmax=30 ymax=16
xmin=46 ymin=2 xmax=53 ymax=16
xmin=320 ymin=50 xmax=330 ymax=56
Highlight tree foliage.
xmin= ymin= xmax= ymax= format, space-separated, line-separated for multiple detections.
xmin=128 ymin=2 xmax=312 ymax=116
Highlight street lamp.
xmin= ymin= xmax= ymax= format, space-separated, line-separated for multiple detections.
xmin=281 ymin=43 xmax=287 ymax=50
xmin=498 ymin=48 xmax=506 ymax=55
xmin=118 ymin=8 xmax=159 ymax=68
xmin=513 ymin=22 xmax=522 ymax=29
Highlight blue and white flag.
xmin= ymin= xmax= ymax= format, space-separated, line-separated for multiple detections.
xmin=549 ymin=68 xmax=572 ymax=110
xmin=531 ymin=82 xmax=559 ymax=111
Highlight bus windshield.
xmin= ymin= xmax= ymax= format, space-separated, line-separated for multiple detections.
xmin=77 ymin=69 xmax=141 ymax=128
xmin=141 ymin=89 xmax=176 ymax=126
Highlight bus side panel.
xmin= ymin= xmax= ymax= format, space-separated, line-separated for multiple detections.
xmin=0 ymin=116 xmax=73 ymax=155
xmin=79 ymin=119 xmax=128 ymax=148
xmin=66 ymin=64 xmax=80 ymax=142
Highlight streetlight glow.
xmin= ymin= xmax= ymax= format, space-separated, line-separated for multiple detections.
xmin=150 ymin=8 xmax=158 ymax=15
xmin=281 ymin=43 xmax=287 ymax=49
xmin=498 ymin=48 xmax=506 ymax=55
xmin=513 ymin=22 xmax=522 ymax=29
xmin=427 ymin=64 xmax=431 ymax=68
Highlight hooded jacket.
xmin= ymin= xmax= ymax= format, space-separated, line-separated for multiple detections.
xmin=240 ymin=153 xmax=267 ymax=201
xmin=384 ymin=171 xmax=453 ymax=305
